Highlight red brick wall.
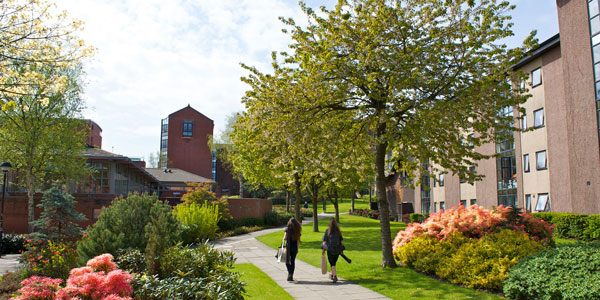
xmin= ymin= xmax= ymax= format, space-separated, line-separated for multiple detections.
xmin=167 ymin=107 xmax=214 ymax=179
xmin=2 ymin=193 xmax=115 ymax=234
xmin=215 ymin=155 xmax=239 ymax=196
xmin=88 ymin=121 xmax=102 ymax=148
xmin=226 ymin=198 xmax=272 ymax=219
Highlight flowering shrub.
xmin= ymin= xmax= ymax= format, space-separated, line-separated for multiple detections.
xmin=392 ymin=205 xmax=553 ymax=253
xmin=11 ymin=276 xmax=62 ymax=300
xmin=12 ymin=254 xmax=134 ymax=300
xmin=21 ymin=240 xmax=79 ymax=280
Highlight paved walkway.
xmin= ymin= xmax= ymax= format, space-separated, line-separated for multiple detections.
xmin=0 ymin=254 xmax=21 ymax=275
xmin=214 ymin=214 xmax=390 ymax=300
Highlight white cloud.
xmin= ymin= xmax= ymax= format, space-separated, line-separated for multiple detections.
xmin=53 ymin=0 xmax=316 ymax=158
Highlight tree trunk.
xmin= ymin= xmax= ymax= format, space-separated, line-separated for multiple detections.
xmin=285 ymin=189 xmax=291 ymax=213
xmin=334 ymin=188 xmax=339 ymax=223
xmin=293 ymin=174 xmax=302 ymax=221
xmin=238 ymin=174 xmax=244 ymax=197
xmin=26 ymin=168 xmax=35 ymax=233
xmin=351 ymin=189 xmax=356 ymax=213
xmin=375 ymin=124 xmax=397 ymax=268
xmin=310 ymin=179 xmax=319 ymax=232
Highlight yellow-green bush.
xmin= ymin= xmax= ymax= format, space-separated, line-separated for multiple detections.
xmin=436 ymin=230 xmax=543 ymax=290
xmin=396 ymin=233 xmax=469 ymax=275
xmin=173 ymin=201 xmax=221 ymax=243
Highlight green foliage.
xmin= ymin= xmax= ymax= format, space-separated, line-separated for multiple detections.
xmin=20 ymin=240 xmax=79 ymax=280
xmin=132 ymin=243 xmax=244 ymax=300
xmin=181 ymin=182 xmax=232 ymax=221
xmin=264 ymin=210 xmax=294 ymax=226
xmin=409 ymin=213 xmax=430 ymax=223
xmin=145 ymin=201 xmax=181 ymax=275
xmin=504 ymin=242 xmax=600 ymax=300
xmin=0 ymin=234 xmax=25 ymax=255
xmin=173 ymin=201 xmax=221 ymax=244
xmin=436 ymin=230 xmax=544 ymax=290
xmin=115 ymin=248 xmax=146 ymax=274
xmin=584 ymin=215 xmax=600 ymax=240
xmin=0 ymin=271 xmax=22 ymax=299
xmin=76 ymin=193 xmax=179 ymax=263
xmin=31 ymin=187 xmax=86 ymax=241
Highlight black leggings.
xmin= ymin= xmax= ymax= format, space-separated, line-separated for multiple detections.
xmin=286 ymin=242 xmax=298 ymax=274
xmin=327 ymin=251 xmax=339 ymax=266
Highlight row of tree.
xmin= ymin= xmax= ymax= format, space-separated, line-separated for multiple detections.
xmin=227 ymin=0 xmax=536 ymax=268
xmin=0 ymin=0 xmax=93 ymax=232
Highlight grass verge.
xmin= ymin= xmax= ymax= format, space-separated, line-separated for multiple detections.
xmin=233 ymin=263 xmax=294 ymax=300
xmin=256 ymin=214 xmax=506 ymax=300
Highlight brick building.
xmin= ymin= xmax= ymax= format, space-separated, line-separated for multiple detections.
xmin=159 ymin=105 xmax=239 ymax=196
xmin=390 ymin=0 xmax=600 ymax=216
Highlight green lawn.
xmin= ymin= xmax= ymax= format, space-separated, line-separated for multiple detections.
xmin=233 ymin=264 xmax=294 ymax=300
xmin=256 ymin=214 xmax=506 ymax=300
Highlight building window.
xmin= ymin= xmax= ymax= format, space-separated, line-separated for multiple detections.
xmin=523 ymin=154 xmax=530 ymax=172
xmin=183 ymin=120 xmax=193 ymax=137
xmin=522 ymin=113 xmax=527 ymax=130
xmin=434 ymin=202 xmax=438 ymax=213
xmin=535 ymin=193 xmax=550 ymax=212
xmin=531 ymin=68 xmax=542 ymax=87
xmin=439 ymin=201 xmax=445 ymax=211
xmin=533 ymin=108 xmax=544 ymax=128
xmin=470 ymin=199 xmax=477 ymax=206
xmin=439 ymin=174 xmax=444 ymax=187
xmin=525 ymin=194 xmax=532 ymax=212
xmin=536 ymin=150 xmax=547 ymax=170
xmin=420 ymin=163 xmax=431 ymax=214
xmin=92 ymin=208 xmax=103 ymax=221
xmin=460 ymin=200 xmax=466 ymax=207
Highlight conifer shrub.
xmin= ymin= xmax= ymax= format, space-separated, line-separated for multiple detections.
xmin=504 ymin=242 xmax=600 ymax=300
xmin=76 ymin=193 xmax=180 ymax=264
xmin=31 ymin=187 xmax=86 ymax=241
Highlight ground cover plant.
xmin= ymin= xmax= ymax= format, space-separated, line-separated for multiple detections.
xmin=503 ymin=242 xmax=600 ymax=300
xmin=393 ymin=205 xmax=552 ymax=291
xmin=257 ymin=214 xmax=507 ymax=300
xmin=233 ymin=264 xmax=293 ymax=300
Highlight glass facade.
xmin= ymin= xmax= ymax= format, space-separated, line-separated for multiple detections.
xmin=588 ymin=0 xmax=600 ymax=146
xmin=420 ymin=163 xmax=431 ymax=214
xmin=496 ymin=106 xmax=518 ymax=207
xmin=159 ymin=117 xmax=169 ymax=168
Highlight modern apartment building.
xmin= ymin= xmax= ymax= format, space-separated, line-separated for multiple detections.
xmin=389 ymin=0 xmax=600 ymax=215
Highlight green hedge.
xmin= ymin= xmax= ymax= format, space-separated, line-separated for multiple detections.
xmin=409 ymin=213 xmax=430 ymax=223
xmin=533 ymin=212 xmax=600 ymax=241
xmin=504 ymin=242 xmax=600 ymax=300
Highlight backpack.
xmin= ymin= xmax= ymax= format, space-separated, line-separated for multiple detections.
xmin=327 ymin=232 xmax=342 ymax=255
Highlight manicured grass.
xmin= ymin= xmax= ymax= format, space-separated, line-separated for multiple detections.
xmin=233 ymin=263 xmax=294 ymax=300
xmin=257 ymin=214 xmax=507 ymax=300
xmin=324 ymin=197 xmax=371 ymax=214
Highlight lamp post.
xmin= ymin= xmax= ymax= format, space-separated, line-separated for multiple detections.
xmin=0 ymin=161 xmax=12 ymax=254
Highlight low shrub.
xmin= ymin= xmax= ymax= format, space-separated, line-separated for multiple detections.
xmin=174 ymin=201 xmax=221 ymax=243
xmin=584 ymin=215 xmax=600 ymax=241
xmin=264 ymin=210 xmax=294 ymax=226
xmin=132 ymin=243 xmax=244 ymax=300
xmin=20 ymin=240 xmax=79 ymax=280
xmin=552 ymin=214 xmax=587 ymax=240
xmin=409 ymin=213 xmax=429 ymax=223
xmin=436 ymin=230 xmax=543 ymax=290
xmin=0 ymin=234 xmax=25 ymax=254
xmin=0 ymin=272 xmax=22 ymax=299
xmin=115 ymin=248 xmax=146 ymax=274
xmin=504 ymin=242 xmax=600 ymax=300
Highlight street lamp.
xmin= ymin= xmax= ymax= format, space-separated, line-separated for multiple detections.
xmin=0 ymin=161 xmax=12 ymax=254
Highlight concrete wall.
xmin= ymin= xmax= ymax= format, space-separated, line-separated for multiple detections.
xmin=226 ymin=198 xmax=272 ymax=219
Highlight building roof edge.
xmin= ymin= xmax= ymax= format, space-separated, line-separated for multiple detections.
xmin=512 ymin=33 xmax=560 ymax=70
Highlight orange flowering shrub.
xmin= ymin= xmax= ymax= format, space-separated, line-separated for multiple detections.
xmin=393 ymin=205 xmax=553 ymax=258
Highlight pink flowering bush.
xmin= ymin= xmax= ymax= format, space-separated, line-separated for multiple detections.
xmin=11 ymin=276 xmax=62 ymax=300
xmin=392 ymin=205 xmax=554 ymax=259
xmin=11 ymin=254 xmax=133 ymax=300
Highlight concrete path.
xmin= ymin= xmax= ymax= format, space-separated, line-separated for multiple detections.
xmin=0 ymin=254 xmax=21 ymax=275
xmin=214 ymin=215 xmax=390 ymax=300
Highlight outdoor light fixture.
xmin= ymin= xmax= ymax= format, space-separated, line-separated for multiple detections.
xmin=0 ymin=161 xmax=12 ymax=254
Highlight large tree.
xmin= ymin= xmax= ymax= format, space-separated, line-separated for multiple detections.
xmin=0 ymin=0 xmax=93 ymax=232
xmin=278 ymin=0 xmax=534 ymax=267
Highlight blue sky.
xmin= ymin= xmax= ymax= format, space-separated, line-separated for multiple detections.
xmin=53 ymin=0 xmax=559 ymax=161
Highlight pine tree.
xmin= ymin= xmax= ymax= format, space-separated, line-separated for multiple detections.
xmin=31 ymin=187 xmax=86 ymax=241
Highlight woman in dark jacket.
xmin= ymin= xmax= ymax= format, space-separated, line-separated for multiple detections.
xmin=322 ymin=218 xmax=343 ymax=283
xmin=283 ymin=217 xmax=301 ymax=281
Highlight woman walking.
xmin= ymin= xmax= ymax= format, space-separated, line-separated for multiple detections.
xmin=322 ymin=218 xmax=344 ymax=283
xmin=284 ymin=217 xmax=301 ymax=281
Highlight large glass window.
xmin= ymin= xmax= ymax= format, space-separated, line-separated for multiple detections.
xmin=522 ymin=113 xmax=527 ymax=130
xmin=536 ymin=150 xmax=547 ymax=170
xmin=77 ymin=162 xmax=110 ymax=194
xmin=525 ymin=194 xmax=532 ymax=212
xmin=183 ymin=120 xmax=193 ymax=137
xmin=534 ymin=108 xmax=544 ymax=128
xmin=523 ymin=154 xmax=530 ymax=172
xmin=460 ymin=200 xmax=467 ymax=207
xmin=439 ymin=174 xmax=445 ymax=187
xmin=421 ymin=163 xmax=431 ymax=214
xmin=531 ymin=68 xmax=542 ymax=87
xmin=535 ymin=193 xmax=550 ymax=212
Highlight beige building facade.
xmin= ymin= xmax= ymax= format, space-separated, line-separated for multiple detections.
xmin=390 ymin=0 xmax=600 ymax=215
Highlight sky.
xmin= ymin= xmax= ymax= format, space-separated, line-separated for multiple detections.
xmin=52 ymin=0 xmax=559 ymax=161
